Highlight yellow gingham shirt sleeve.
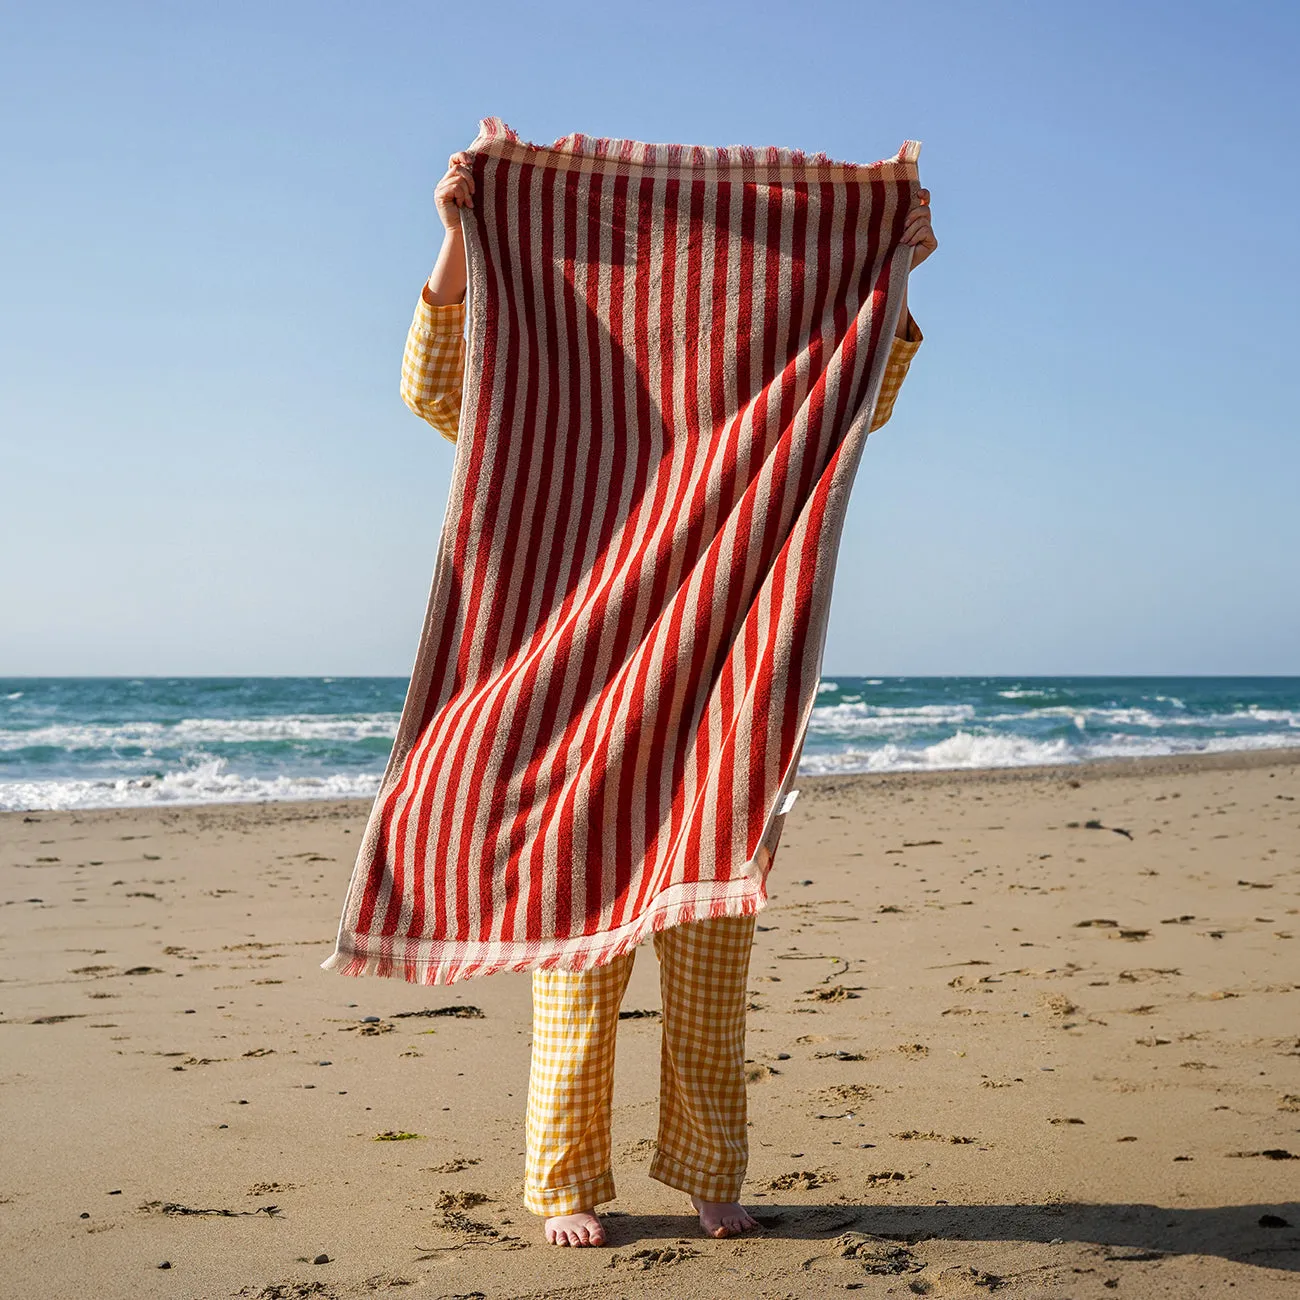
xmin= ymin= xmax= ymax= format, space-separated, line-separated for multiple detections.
xmin=401 ymin=294 xmax=919 ymax=444
xmin=869 ymin=313 xmax=923 ymax=433
xmin=399 ymin=291 xmax=465 ymax=444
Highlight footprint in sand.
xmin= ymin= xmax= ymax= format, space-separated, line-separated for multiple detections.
xmin=765 ymin=1169 xmax=837 ymax=1191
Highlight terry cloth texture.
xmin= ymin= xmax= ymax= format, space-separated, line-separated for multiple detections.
xmin=525 ymin=911 xmax=756 ymax=1215
xmin=323 ymin=117 xmax=923 ymax=984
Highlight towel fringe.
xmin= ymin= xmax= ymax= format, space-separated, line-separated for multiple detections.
xmin=320 ymin=877 xmax=767 ymax=987
xmin=469 ymin=116 xmax=922 ymax=176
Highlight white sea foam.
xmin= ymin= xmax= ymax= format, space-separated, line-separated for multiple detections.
xmin=0 ymin=713 xmax=401 ymax=752
xmin=797 ymin=730 xmax=1300 ymax=776
xmin=807 ymin=702 xmax=977 ymax=739
xmin=0 ymin=759 xmax=382 ymax=812
xmin=799 ymin=731 xmax=1075 ymax=774
xmin=1243 ymin=707 xmax=1300 ymax=725
xmin=4 ymin=691 xmax=22 ymax=700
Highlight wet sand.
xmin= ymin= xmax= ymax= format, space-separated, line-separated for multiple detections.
xmin=2 ymin=747 xmax=1298 ymax=1298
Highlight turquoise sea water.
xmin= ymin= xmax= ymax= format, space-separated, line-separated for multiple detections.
xmin=1 ymin=676 xmax=1297 ymax=812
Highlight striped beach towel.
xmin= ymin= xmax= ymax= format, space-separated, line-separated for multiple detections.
xmin=323 ymin=118 xmax=922 ymax=984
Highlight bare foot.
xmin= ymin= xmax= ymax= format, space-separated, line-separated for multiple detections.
xmin=544 ymin=1209 xmax=606 ymax=1246
xmin=691 ymin=1194 xmax=759 ymax=1238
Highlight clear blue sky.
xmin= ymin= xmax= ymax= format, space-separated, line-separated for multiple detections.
xmin=2 ymin=0 xmax=1296 ymax=676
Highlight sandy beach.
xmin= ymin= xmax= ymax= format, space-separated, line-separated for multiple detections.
xmin=3 ymin=747 xmax=1297 ymax=1298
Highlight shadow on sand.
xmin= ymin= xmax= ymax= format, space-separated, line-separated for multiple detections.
xmin=603 ymin=1199 xmax=1299 ymax=1272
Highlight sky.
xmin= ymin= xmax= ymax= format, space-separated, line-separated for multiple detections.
xmin=1 ymin=0 xmax=1297 ymax=677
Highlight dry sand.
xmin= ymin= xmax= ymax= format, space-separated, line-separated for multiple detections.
xmin=2 ymin=748 xmax=1298 ymax=1298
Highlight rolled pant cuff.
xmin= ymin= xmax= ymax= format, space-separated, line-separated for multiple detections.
xmin=648 ymin=1149 xmax=745 ymax=1203
xmin=523 ymin=1170 xmax=616 ymax=1217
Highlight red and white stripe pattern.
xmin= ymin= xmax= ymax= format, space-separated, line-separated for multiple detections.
xmin=323 ymin=119 xmax=921 ymax=984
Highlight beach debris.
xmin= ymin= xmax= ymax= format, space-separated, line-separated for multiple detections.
xmin=312 ymin=1254 xmax=330 ymax=1265
xmin=235 ymin=1285 xmax=334 ymax=1298
xmin=835 ymin=1232 xmax=924 ymax=1275
xmin=892 ymin=1130 xmax=975 ymax=1144
xmin=1237 ymin=879 xmax=1274 ymax=888
xmin=864 ymin=1170 xmax=909 ymax=1184
xmin=373 ymin=1131 xmax=421 ymax=1142
xmin=1073 ymin=918 xmax=1118 ymax=928
xmin=817 ymin=1083 xmax=876 ymax=1105
xmin=140 ymin=1200 xmax=280 ymax=1217
xmin=617 ymin=1008 xmax=661 ymax=1020
xmin=815 ymin=1049 xmax=869 ymax=1061
xmin=434 ymin=1190 xmax=496 ymax=1235
xmin=1048 ymin=1117 xmax=1086 ymax=1125
xmin=1227 ymin=1148 xmax=1297 ymax=1160
xmin=390 ymin=1005 xmax=484 ymax=1019
xmin=806 ymin=985 xmax=858 ymax=1002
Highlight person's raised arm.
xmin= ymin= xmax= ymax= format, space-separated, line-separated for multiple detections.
xmin=870 ymin=188 xmax=936 ymax=432
xmin=401 ymin=153 xmax=476 ymax=442
xmin=423 ymin=151 xmax=474 ymax=306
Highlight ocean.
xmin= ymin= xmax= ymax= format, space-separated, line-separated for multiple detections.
xmin=1 ymin=676 xmax=1297 ymax=813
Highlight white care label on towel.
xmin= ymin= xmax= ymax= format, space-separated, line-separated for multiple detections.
xmin=778 ymin=788 xmax=800 ymax=816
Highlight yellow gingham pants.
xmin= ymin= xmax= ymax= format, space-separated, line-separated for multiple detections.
xmin=524 ymin=912 xmax=757 ymax=1216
